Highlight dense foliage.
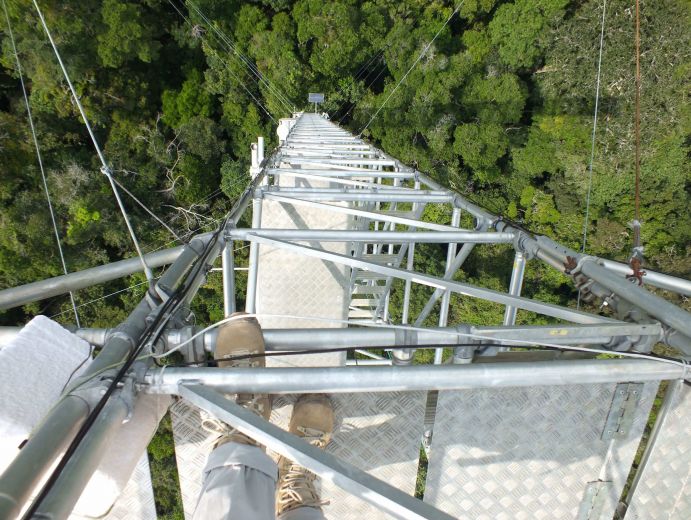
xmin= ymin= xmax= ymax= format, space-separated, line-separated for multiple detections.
xmin=0 ymin=1 xmax=688 ymax=514
xmin=1 ymin=0 xmax=688 ymax=329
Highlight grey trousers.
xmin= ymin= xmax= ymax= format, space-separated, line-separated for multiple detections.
xmin=193 ymin=442 xmax=326 ymax=520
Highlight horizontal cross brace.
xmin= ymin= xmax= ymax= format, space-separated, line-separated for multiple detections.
xmin=267 ymin=168 xmax=413 ymax=178
xmin=263 ymin=195 xmax=459 ymax=231
xmin=261 ymin=190 xmax=454 ymax=203
xmin=231 ymin=229 xmax=514 ymax=243
xmin=148 ymin=359 xmax=686 ymax=395
xmin=250 ymin=235 xmax=615 ymax=324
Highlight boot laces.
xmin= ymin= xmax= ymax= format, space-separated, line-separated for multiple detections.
xmin=277 ymin=426 xmax=331 ymax=513
xmin=277 ymin=463 xmax=328 ymax=511
xmin=199 ymin=395 xmax=267 ymax=443
xmin=200 ymin=412 xmax=233 ymax=439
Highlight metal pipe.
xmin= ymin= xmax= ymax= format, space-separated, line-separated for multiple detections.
xmin=267 ymin=168 xmax=413 ymax=179
xmin=237 ymin=235 xmax=618 ymax=325
xmin=1 ymin=323 xmax=662 ymax=352
xmin=283 ymin=158 xmax=396 ymax=167
xmin=268 ymin=188 xmax=450 ymax=196
xmin=363 ymin=149 xmax=495 ymax=224
xmin=32 ymin=395 xmax=130 ymax=519
xmin=144 ymin=359 xmax=686 ymax=395
xmin=0 ymin=241 xmax=199 ymax=310
xmin=401 ymin=244 xmax=415 ymax=324
xmin=221 ymin=240 xmax=235 ymax=317
xmin=264 ymin=194 xmax=461 ymax=232
xmin=436 ymin=208 xmax=461 ymax=364
xmin=599 ymin=259 xmax=691 ymax=296
xmin=230 ymin=229 xmax=513 ymax=243
xmin=257 ymin=136 xmax=264 ymax=164
xmin=496 ymin=221 xmax=691 ymax=354
xmin=346 ymin=359 xmax=392 ymax=366
xmin=265 ymin=191 xmax=454 ymax=203
xmin=374 ymin=203 xmax=428 ymax=322
xmin=413 ymin=242 xmax=477 ymax=327
xmin=0 ymin=396 xmax=89 ymax=519
xmin=578 ymin=259 xmax=691 ymax=342
xmin=245 ymin=196 xmax=263 ymax=313
xmin=259 ymin=323 xmax=661 ymax=351
xmin=503 ymin=251 xmax=527 ymax=326
xmin=155 ymin=236 xmax=210 ymax=297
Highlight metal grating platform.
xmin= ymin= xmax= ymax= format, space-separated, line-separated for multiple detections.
xmin=256 ymin=178 xmax=350 ymax=368
xmin=424 ymin=382 xmax=658 ymax=520
xmin=625 ymin=380 xmax=691 ymax=520
xmin=102 ymin=456 xmax=157 ymax=520
xmin=70 ymin=455 xmax=156 ymax=520
xmin=270 ymin=393 xmax=426 ymax=520
xmin=170 ymin=399 xmax=217 ymax=519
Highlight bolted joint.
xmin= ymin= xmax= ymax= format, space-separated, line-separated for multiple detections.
xmin=453 ymin=345 xmax=475 ymax=364
xmin=223 ymin=219 xmax=237 ymax=239
xmin=391 ymin=348 xmax=414 ymax=365
xmin=163 ymin=325 xmax=206 ymax=363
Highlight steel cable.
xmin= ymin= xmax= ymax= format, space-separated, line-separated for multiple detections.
xmin=31 ymin=0 xmax=154 ymax=282
xmin=167 ymin=0 xmax=277 ymax=123
xmin=2 ymin=0 xmax=80 ymax=325
xmin=358 ymin=1 xmax=465 ymax=136
xmin=184 ymin=0 xmax=295 ymax=114
xmin=578 ymin=0 xmax=608 ymax=309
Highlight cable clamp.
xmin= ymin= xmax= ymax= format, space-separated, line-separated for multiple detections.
xmin=568 ymin=255 xmax=598 ymax=276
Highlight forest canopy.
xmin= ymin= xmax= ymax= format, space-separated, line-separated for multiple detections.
xmin=0 ymin=0 xmax=689 ymax=330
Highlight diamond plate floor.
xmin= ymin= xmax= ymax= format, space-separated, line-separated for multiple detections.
xmin=424 ymin=383 xmax=658 ymax=520
xmin=270 ymin=393 xmax=426 ymax=520
xmin=70 ymin=456 xmax=156 ymax=520
xmin=170 ymin=399 xmax=217 ymax=519
xmin=102 ymin=456 xmax=157 ymax=520
xmin=625 ymin=381 xmax=691 ymax=520
xmin=256 ymin=183 xmax=350 ymax=368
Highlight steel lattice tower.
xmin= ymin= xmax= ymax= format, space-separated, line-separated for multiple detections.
xmin=0 ymin=112 xmax=689 ymax=520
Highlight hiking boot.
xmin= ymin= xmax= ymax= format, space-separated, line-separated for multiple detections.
xmin=276 ymin=394 xmax=334 ymax=515
xmin=202 ymin=312 xmax=271 ymax=448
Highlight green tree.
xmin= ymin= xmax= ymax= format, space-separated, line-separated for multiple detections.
xmin=489 ymin=0 xmax=568 ymax=69
xmin=98 ymin=0 xmax=161 ymax=68
xmin=162 ymin=69 xmax=213 ymax=128
xmin=454 ymin=122 xmax=509 ymax=181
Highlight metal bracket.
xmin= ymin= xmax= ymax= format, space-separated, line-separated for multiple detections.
xmin=576 ymin=480 xmax=613 ymax=519
xmin=601 ymin=382 xmax=643 ymax=440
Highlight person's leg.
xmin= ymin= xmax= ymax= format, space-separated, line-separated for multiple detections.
xmin=193 ymin=441 xmax=277 ymax=520
xmin=276 ymin=394 xmax=333 ymax=520
xmin=193 ymin=313 xmax=276 ymax=520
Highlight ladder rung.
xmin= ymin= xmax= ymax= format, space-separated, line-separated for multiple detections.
xmin=350 ymin=298 xmax=380 ymax=306
xmin=355 ymin=271 xmax=387 ymax=280
xmin=361 ymin=253 xmax=398 ymax=264
xmin=349 ymin=309 xmax=375 ymax=318
xmin=352 ymin=285 xmax=387 ymax=294
xmin=348 ymin=318 xmax=379 ymax=324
